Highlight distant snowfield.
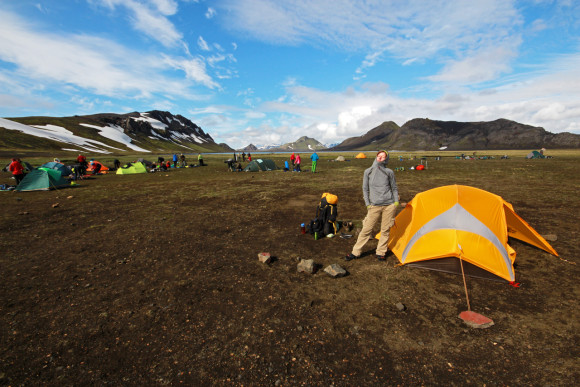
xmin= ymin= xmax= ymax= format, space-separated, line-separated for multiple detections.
xmin=80 ymin=123 xmax=149 ymax=152
xmin=0 ymin=117 xmax=149 ymax=153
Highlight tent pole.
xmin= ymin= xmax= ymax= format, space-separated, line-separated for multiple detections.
xmin=459 ymin=256 xmax=471 ymax=311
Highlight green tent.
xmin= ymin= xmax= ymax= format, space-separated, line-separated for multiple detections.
xmin=526 ymin=150 xmax=545 ymax=159
xmin=16 ymin=168 xmax=69 ymax=191
xmin=116 ymin=162 xmax=148 ymax=175
xmin=39 ymin=161 xmax=72 ymax=176
xmin=243 ymin=159 xmax=279 ymax=172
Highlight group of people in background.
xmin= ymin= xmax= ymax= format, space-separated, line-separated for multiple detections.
xmin=288 ymin=151 xmax=319 ymax=173
xmin=232 ymin=152 xmax=251 ymax=162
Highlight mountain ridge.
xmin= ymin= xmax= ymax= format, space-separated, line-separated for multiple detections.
xmin=331 ymin=118 xmax=580 ymax=150
xmin=0 ymin=110 xmax=232 ymax=154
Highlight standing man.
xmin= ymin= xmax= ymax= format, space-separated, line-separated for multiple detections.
xmin=76 ymin=154 xmax=88 ymax=176
xmin=8 ymin=158 xmax=25 ymax=185
xmin=345 ymin=150 xmax=399 ymax=262
xmin=172 ymin=153 xmax=178 ymax=168
xmin=310 ymin=151 xmax=319 ymax=173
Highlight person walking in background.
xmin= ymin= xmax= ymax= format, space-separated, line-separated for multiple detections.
xmin=180 ymin=153 xmax=186 ymax=167
xmin=248 ymin=153 xmax=252 ymax=162
xmin=172 ymin=153 xmax=178 ymax=168
xmin=198 ymin=153 xmax=205 ymax=166
xmin=290 ymin=152 xmax=296 ymax=167
xmin=242 ymin=152 xmax=246 ymax=162
xmin=294 ymin=153 xmax=301 ymax=172
xmin=8 ymin=158 xmax=25 ymax=185
xmin=345 ymin=150 xmax=399 ymax=262
xmin=310 ymin=151 xmax=319 ymax=173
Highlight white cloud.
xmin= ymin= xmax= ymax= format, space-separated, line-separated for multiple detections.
xmin=93 ymin=0 xmax=183 ymax=48
xmin=218 ymin=0 xmax=522 ymax=82
xmin=428 ymin=41 xmax=521 ymax=84
xmin=163 ymin=56 xmax=219 ymax=89
xmin=205 ymin=7 xmax=216 ymax=19
xmin=197 ymin=36 xmax=210 ymax=51
xmin=0 ymin=9 xmax=217 ymax=102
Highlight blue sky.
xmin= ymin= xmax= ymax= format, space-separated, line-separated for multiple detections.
xmin=1 ymin=0 xmax=579 ymax=149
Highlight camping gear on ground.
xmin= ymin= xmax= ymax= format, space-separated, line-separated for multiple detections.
xmin=243 ymin=159 xmax=279 ymax=172
xmin=335 ymin=155 xmax=346 ymax=161
xmin=387 ymin=185 xmax=558 ymax=282
xmin=16 ymin=168 xmax=69 ymax=191
xmin=39 ymin=161 xmax=72 ymax=176
xmin=116 ymin=161 xmax=147 ymax=175
xmin=355 ymin=153 xmax=367 ymax=159
xmin=416 ymin=164 xmax=425 ymax=171
xmin=300 ymin=223 xmax=306 ymax=234
xmin=306 ymin=193 xmax=339 ymax=238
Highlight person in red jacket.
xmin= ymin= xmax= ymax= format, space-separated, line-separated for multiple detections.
xmin=9 ymin=158 xmax=25 ymax=185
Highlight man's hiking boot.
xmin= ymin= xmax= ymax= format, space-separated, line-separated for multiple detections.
xmin=377 ymin=254 xmax=386 ymax=261
xmin=345 ymin=253 xmax=359 ymax=261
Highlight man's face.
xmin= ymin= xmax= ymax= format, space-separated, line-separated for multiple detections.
xmin=376 ymin=152 xmax=387 ymax=162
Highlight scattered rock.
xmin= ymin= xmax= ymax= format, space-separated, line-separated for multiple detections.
xmin=52 ymin=203 xmax=60 ymax=208
xmin=258 ymin=252 xmax=271 ymax=264
xmin=66 ymin=195 xmax=74 ymax=199
xmin=297 ymin=259 xmax=315 ymax=274
xmin=542 ymin=234 xmax=557 ymax=242
xmin=324 ymin=264 xmax=347 ymax=277
xmin=395 ymin=302 xmax=407 ymax=311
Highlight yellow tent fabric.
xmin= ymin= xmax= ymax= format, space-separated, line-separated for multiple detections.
xmin=387 ymin=185 xmax=557 ymax=282
xmin=355 ymin=153 xmax=367 ymax=159
xmin=116 ymin=161 xmax=147 ymax=175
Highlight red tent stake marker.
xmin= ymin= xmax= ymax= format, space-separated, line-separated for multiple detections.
xmin=459 ymin=311 xmax=494 ymax=328
xmin=457 ymin=246 xmax=494 ymax=328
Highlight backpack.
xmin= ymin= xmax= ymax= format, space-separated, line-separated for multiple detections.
xmin=306 ymin=193 xmax=338 ymax=237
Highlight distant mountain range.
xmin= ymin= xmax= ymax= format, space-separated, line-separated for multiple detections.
xmin=331 ymin=118 xmax=580 ymax=151
xmin=0 ymin=110 xmax=232 ymax=154
xmin=241 ymin=136 xmax=327 ymax=152
xmin=2 ymin=111 xmax=578 ymax=154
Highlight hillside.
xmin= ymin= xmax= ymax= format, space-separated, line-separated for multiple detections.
xmin=273 ymin=136 xmax=326 ymax=151
xmin=0 ymin=111 xmax=231 ymax=154
xmin=331 ymin=119 xmax=580 ymax=151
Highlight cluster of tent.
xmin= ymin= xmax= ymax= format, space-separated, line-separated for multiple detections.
xmin=10 ymin=159 xmax=150 ymax=192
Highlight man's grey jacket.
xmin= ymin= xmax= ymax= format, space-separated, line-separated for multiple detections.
xmin=362 ymin=159 xmax=399 ymax=207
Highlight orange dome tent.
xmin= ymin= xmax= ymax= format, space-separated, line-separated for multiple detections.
xmin=387 ymin=185 xmax=557 ymax=282
xmin=86 ymin=160 xmax=110 ymax=174
xmin=355 ymin=153 xmax=367 ymax=159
